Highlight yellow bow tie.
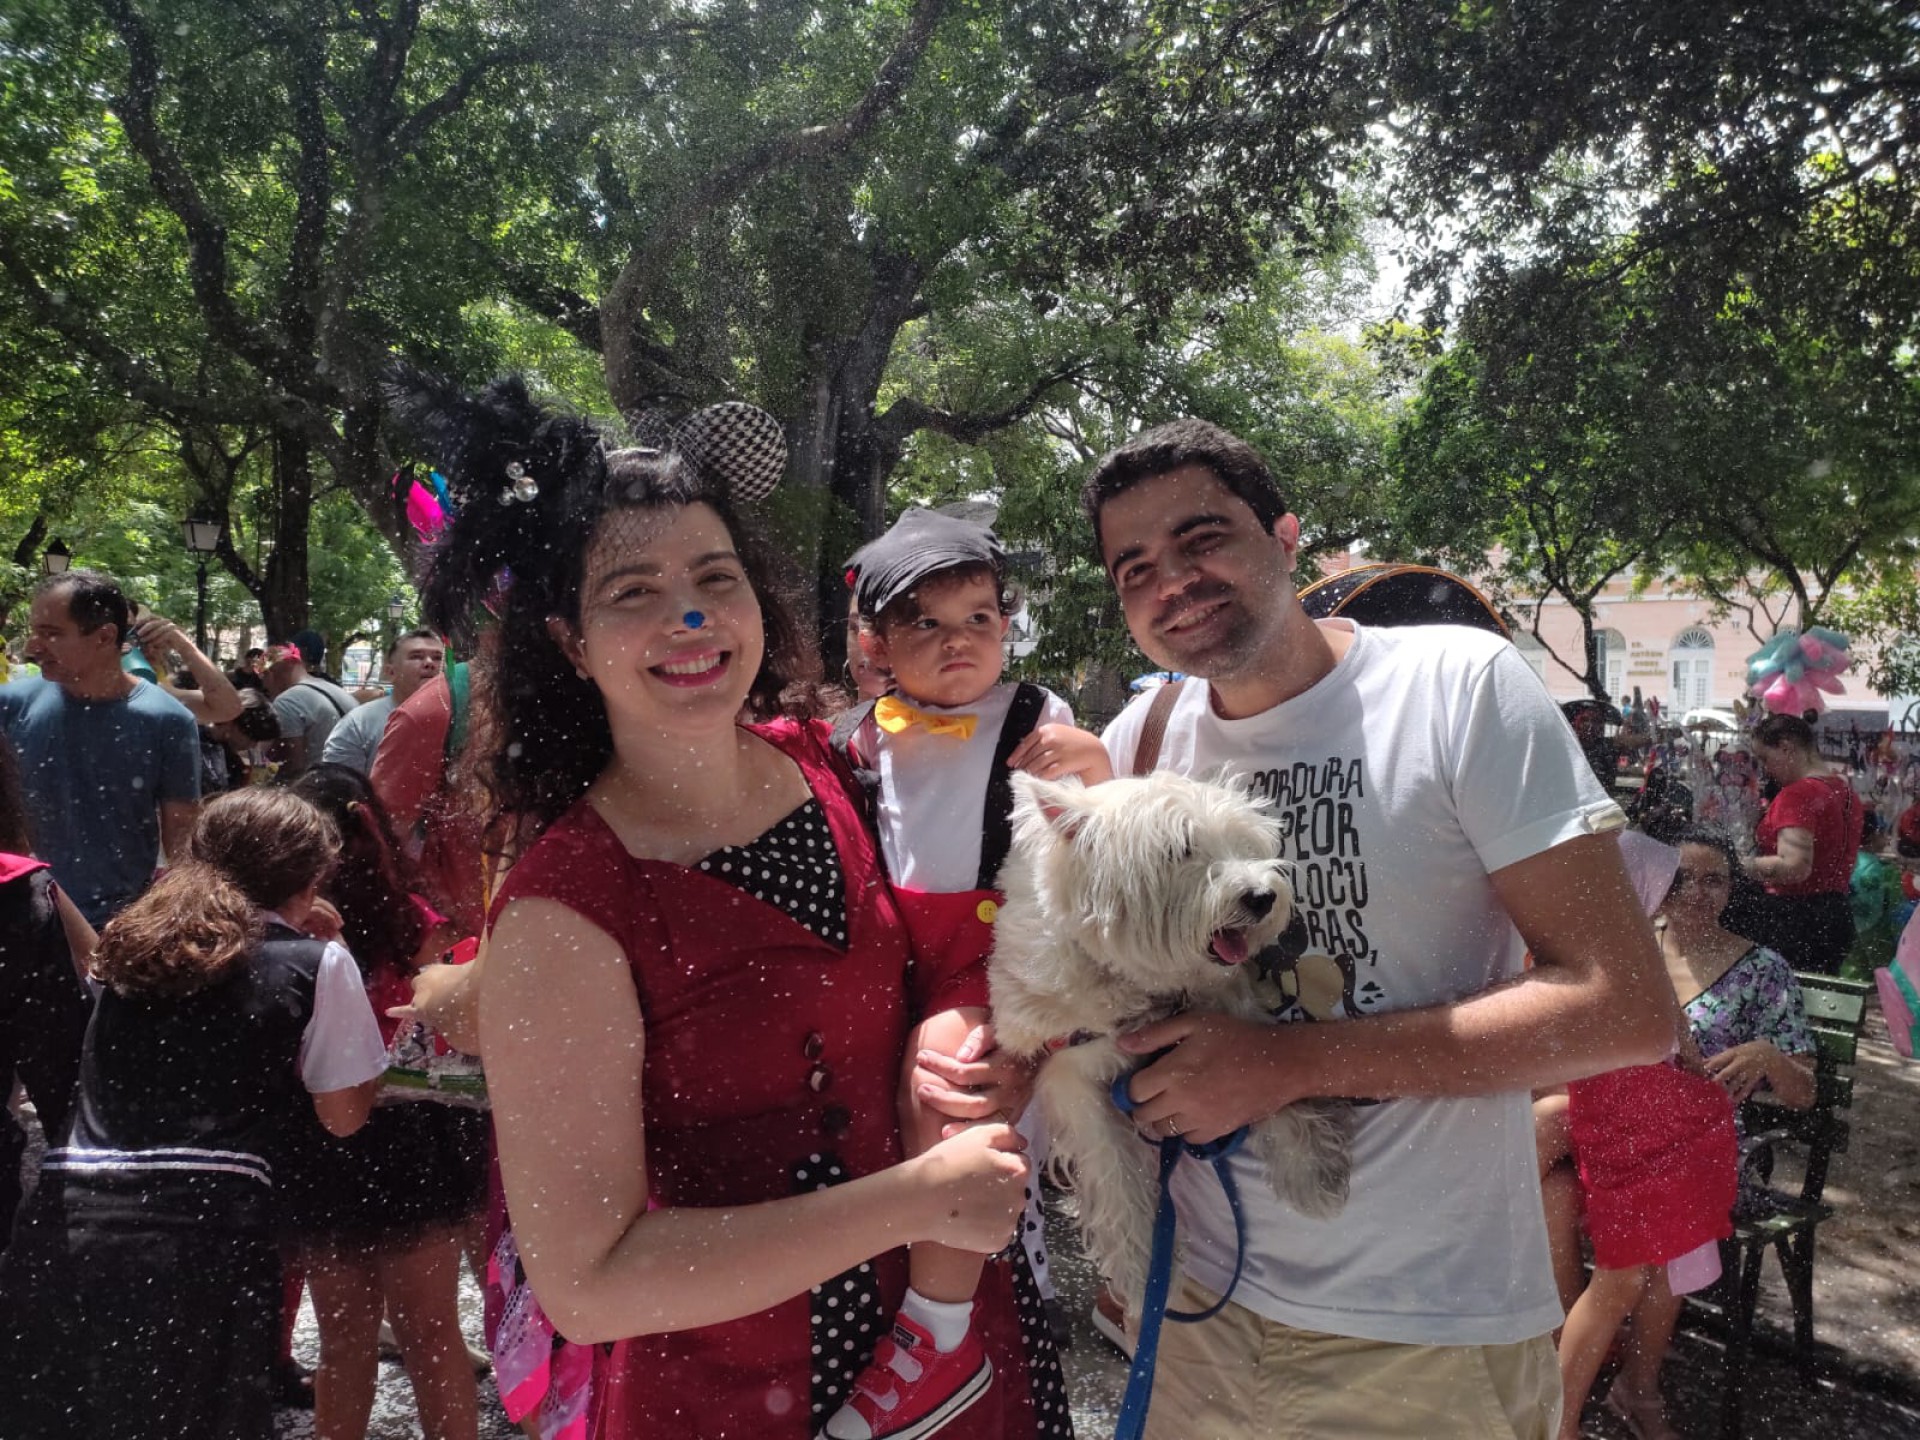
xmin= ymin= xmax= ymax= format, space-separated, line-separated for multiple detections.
xmin=874 ymin=694 xmax=978 ymax=740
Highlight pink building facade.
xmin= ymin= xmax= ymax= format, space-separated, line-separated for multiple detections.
xmin=1506 ymin=572 xmax=1892 ymax=722
xmin=1303 ymin=554 xmax=1896 ymax=721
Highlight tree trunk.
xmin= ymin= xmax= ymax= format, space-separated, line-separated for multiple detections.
xmin=10 ymin=514 xmax=47 ymax=569
xmin=785 ymin=367 xmax=916 ymax=674
xmin=1580 ymin=608 xmax=1608 ymax=703
xmin=332 ymin=398 xmax=410 ymax=558
xmin=261 ymin=432 xmax=314 ymax=639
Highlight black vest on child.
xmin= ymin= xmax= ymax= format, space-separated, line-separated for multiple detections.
xmin=47 ymin=921 xmax=325 ymax=1228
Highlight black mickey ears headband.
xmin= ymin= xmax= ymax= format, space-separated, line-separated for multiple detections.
xmin=383 ymin=363 xmax=788 ymax=514
xmin=618 ymin=400 xmax=788 ymax=506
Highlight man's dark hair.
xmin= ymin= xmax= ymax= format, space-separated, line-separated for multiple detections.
xmin=289 ymin=628 xmax=327 ymax=671
xmin=230 ymin=691 xmax=281 ymax=743
xmin=35 ymin=569 xmax=131 ymax=646
xmin=387 ymin=627 xmax=442 ymax=659
xmin=1080 ymin=419 xmax=1287 ymax=555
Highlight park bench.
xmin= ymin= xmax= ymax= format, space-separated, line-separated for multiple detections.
xmin=1688 ymin=971 xmax=1871 ymax=1440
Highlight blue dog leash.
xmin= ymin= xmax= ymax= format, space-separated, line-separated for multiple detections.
xmin=1108 ymin=1060 xmax=1250 ymax=1440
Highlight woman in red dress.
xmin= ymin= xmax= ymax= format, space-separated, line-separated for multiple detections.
xmin=1734 ymin=713 xmax=1862 ymax=975
xmin=398 ymin=378 xmax=1064 ymax=1440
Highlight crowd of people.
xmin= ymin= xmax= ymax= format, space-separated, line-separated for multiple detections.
xmin=0 ymin=391 xmax=1851 ymax=1440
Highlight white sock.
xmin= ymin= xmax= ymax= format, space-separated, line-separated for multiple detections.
xmin=899 ymin=1288 xmax=973 ymax=1353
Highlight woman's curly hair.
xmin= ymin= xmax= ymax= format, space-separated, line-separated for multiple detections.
xmin=392 ymin=369 xmax=814 ymax=852
xmin=91 ymin=788 xmax=340 ymax=998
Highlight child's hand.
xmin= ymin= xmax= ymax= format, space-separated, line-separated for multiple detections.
xmin=916 ymin=1021 xmax=1040 ymax=1131
xmin=1007 ymin=723 xmax=1114 ymax=784
xmin=304 ymin=897 xmax=346 ymax=944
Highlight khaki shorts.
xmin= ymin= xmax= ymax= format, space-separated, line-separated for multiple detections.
xmin=1141 ymin=1278 xmax=1561 ymax=1440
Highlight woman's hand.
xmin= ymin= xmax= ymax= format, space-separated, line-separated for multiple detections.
xmin=1704 ymin=1040 xmax=1782 ymax=1104
xmin=1675 ymin=1028 xmax=1710 ymax=1077
xmin=907 ymin=1122 xmax=1031 ymax=1253
xmin=388 ymin=960 xmax=483 ymax=1054
xmin=916 ymin=1021 xmax=1038 ymax=1134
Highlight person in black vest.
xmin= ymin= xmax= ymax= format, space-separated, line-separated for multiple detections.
xmin=0 ymin=787 xmax=389 ymax=1440
xmin=0 ymin=733 xmax=94 ymax=1247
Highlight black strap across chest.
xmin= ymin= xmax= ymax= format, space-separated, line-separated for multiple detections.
xmin=296 ymin=680 xmax=354 ymax=718
xmin=826 ymin=683 xmax=1049 ymax=891
xmin=978 ymin=682 xmax=1047 ymax=889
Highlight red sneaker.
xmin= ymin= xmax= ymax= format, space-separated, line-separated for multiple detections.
xmin=819 ymin=1313 xmax=992 ymax=1440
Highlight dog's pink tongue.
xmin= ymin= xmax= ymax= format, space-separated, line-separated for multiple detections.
xmin=1209 ymin=928 xmax=1250 ymax=966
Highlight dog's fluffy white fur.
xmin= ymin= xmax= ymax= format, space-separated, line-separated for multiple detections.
xmin=989 ymin=770 xmax=1351 ymax=1305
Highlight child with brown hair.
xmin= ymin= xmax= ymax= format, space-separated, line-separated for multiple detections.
xmin=285 ymin=763 xmax=485 ymax=1440
xmin=0 ymin=787 xmax=389 ymax=1440
xmin=824 ymin=508 xmax=1107 ymax=1440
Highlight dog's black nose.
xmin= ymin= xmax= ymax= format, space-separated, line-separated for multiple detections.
xmin=1241 ymin=889 xmax=1277 ymax=920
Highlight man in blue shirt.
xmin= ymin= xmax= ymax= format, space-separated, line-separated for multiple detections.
xmin=0 ymin=571 xmax=201 ymax=926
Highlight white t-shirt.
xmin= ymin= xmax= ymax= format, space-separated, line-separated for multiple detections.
xmin=1102 ymin=620 xmax=1625 ymax=1346
xmin=862 ymin=682 xmax=1072 ymax=892
xmin=295 ymin=937 xmax=391 ymax=1093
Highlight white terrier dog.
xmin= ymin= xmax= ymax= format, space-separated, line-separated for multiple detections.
xmin=989 ymin=770 xmax=1352 ymax=1306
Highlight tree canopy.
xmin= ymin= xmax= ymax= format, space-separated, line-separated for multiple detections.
xmin=4 ymin=0 xmax=1918 ymax=680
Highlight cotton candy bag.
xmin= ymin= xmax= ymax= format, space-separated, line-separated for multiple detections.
xmin=1878 ymin=910 xmax=1920 ymax=1059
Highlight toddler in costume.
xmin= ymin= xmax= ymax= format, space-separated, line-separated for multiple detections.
xmin=1556 ymin=830 xmax=1738 ymax=1440
xmin=823 ymin=509 xmax=1109 ymax=1440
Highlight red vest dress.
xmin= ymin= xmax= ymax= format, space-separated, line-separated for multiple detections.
xmin=490 ymin=719 xmax=1044 ymax=1440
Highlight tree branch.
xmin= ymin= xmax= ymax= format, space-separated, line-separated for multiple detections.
xmin=279 ymin=20 xmax=332 ymax=350
xmin=99 ymin=0 xmax=324 ymax=400
xmin=393 ymin=42 xmax=537 ymax=156
xmin=0 ymin=236 xmax=299 ymax=431
xmin=499 ymin=264 xmax=605 ymax=353
xmin=875 ymin=361 xmax=1088 ymax=450
xmin=601 ymin=0 xmax=951 ymax=404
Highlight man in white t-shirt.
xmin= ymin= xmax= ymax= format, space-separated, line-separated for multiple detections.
xmin=1082 ymin=419 xmax=1677 ymax=1440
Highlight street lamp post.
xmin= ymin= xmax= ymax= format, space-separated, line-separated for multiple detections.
xmin=386 ymin=594 xmax=405 ymax=686
xmin=181 ymin=515 xmax=225 ymax=653
xmin=41 ymin=539 xmax=71 ymax=576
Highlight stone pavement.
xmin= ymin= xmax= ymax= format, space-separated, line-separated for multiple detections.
xmin=269 ymin=1001 xmax=1920 ymax=1439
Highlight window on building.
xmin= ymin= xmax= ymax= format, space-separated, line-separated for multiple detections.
xmin=1669 ymin=626 xmax=1715 ymax=714
xmin=1597 ymin=628 xmax=1627 ymax=706
xmin=1510 ymin=630 xmax=1550 ymax=682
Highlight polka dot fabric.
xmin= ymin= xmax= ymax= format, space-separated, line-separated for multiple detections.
xmin=793 ymin=1156 xmax=1073 ymax=1438
xmin=1011 ymin=1206 xmax=1074 ymax=1437
xmin=695 ymin=799 xmax=849 ymax=948
xmin=795 ymin=1152 xmax=885 ymax=1424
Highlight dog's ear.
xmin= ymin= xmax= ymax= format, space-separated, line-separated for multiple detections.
xmin=1012 ymin=772 xmax=1090 ymax=840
